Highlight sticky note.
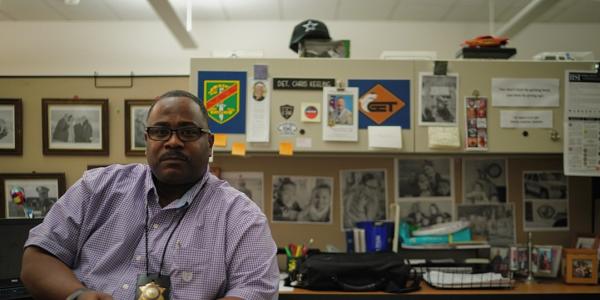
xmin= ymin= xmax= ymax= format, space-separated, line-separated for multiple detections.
xmin=279 ymin=142 xmax=293 ymax=156
xmin=231 ymin=142 xmax=246 ymax=156
xmin=213 ymin=134 xmax=227 ymax=147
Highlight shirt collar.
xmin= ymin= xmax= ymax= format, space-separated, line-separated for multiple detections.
xmin=144 ymin=164 xmax=210 ymax=209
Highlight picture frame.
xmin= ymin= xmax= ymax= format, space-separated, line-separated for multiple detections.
xmin=531 ymin=244 xmax=562 ymax=278
xmin=124 ymin=99 xmax=153 ymax=156
xmin=0 ymin=98 xmax=23 ymax=155
xmin=42 ymin=99 xmax=109 ymax=155
xmin=563 ymin=248 xmax=598 ymax=284
xmin=0 ymin=173 xmax=66 ymax=219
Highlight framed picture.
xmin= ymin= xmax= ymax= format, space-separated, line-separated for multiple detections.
xmin=125 ymin=99 xmax=153 ymax=156
xmin=563 ymin=248 xmax=598 ymax=284
xmin=531 ymin=244 xmax=562 ymax=278
xmin=42 ymin=99 xmax=109 ymax=155
xmin=0 ymin=98 xmax=23 ymax=155
xmin=0 ymin=173 xmax=66 ymax=218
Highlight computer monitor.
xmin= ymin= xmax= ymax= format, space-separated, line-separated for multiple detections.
xmin=0 ymin=218 xmax=42 ymax=285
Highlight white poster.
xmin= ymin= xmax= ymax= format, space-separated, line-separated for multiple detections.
xmin=522 ymin=171 xmax=569 ymax=231
xmin=246 ymin=79 xmax=270 ymax=142
xmin=419 ymin=73 xmax=459 ymax=126
xmin=500 ymin=110 xmax=553 ymax=128
xmin=322 ymin=87 xmax=359 ymax=141
xmin=492 ymin=78 xmax=559 ymax=107
xmin=564 ymin=71 xmax=600 ymax=176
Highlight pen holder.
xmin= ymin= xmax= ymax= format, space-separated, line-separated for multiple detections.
xmin=286 ymin=255 xmax=303 ymax=282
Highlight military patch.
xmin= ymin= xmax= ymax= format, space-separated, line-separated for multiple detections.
xmin=204 ymin=80 xmax=240 ymax=124
xmin=280 ymin=104 xmax=294 ymax=120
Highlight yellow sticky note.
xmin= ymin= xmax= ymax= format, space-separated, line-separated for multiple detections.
xmin=213 ymin=134 xmax=227 ymax=147
xmin=231 ymin=142 xmax=246 ymax=156
xmin=279 ymin=142 xmax=294 ymax=156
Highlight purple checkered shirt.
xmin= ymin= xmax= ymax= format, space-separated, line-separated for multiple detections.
xmin=25 ymin=164 xmax=279 ymax=300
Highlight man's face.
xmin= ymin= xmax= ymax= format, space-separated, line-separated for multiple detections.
xmin=254 ymin=84 xmax=265 ymax=97
xmin=145 ymin=97 xmax=213 ymax=185
xmin=436 ymin=96 xmax=449 ymax=109
xmin=336 ymin=98 xmax=345 ymax=110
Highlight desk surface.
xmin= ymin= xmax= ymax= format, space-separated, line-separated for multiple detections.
xmin=280 ymin=280 xmax=600 ymax=299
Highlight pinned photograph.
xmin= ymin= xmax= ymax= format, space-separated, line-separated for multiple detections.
xmin=42 ymin=99 xmax=108 ymax=155
xmin=251 ymin=80 xmax=267 ymax=101
xmin=0 ymin=99 xmax=22 ymax=155
xmin=396 ymin=200 xmax=453 ymax=229
xmin=395 ymin=158 xmax=453 ymax=199
xmin=125 ymin=100 xmax=153 ymax=156
xmin=457 ymin=203 xmax=515 ymax=245
xmin=523 ymin=171 xmax=569 ymax=231
xmin=322 ymin=87 xmax=358 ymax=141
xmin=419 ymin=73 xmax=458 ymax=126
xmin=463 ymin=158 xmax=507 ymax=203
xmin=1 ymin=173 xmax=66 ymax=218
xmin=465 ymin=96 xmax=488 ymax=150
xmin=272 ymin=175 xmax=333 ymax=223
xmin=340 ymin=169 xmax=387 ymax=230
xmin=221 ymin=172 xmax=264 ymax=211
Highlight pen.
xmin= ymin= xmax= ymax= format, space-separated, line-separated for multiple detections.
xmin=284 ymin=246 xmax=292 ymax=257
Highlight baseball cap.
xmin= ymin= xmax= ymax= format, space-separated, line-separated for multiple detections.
xmin=289 ymin=19 xmax=331 ymax=53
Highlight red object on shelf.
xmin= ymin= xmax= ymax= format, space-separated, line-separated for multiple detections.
xmin=462 ymin=35 xmax=509 ymax=48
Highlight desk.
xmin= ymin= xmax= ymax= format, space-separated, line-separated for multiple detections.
xmin=279 ymin=280 xmax=600 ymax=299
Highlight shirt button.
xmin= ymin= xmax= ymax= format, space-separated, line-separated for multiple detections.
xmin=153 ymin=224 xmax=159 ymax=229
xmin=122 ymin=284 xmax=129 ymax=290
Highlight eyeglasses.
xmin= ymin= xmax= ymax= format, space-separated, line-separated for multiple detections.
xmin=146 ymin=126 xmax=212 ymax=142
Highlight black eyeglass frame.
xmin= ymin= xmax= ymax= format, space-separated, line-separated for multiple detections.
xmin=145 ymin=126 xmax=212 ymax=142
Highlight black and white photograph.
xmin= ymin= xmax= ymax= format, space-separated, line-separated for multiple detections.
xmin=1 ymin=173 xmax=66 ymax=219
xmin=397 ymin=200 xmax=453 ymax=228
xmin=463 ymin=158 xmax=507 ymax=203
xmin=42 ymin=99 xmax=109 ymax=155
xmin=222 ymin=171 xmax=264 ymax=211
xmin=523 ymin=171 xmax=569 ymax=231
xmin=125 ymin=100 xmax=153 ymax=156
xmin=340 ymin=169 xmax=387 ymax=230
xmin=418 ymin=72 xmax=458 ymax=126
xmin=523 ymin=171 xmax=567 ymax=200
xmin=0 ymin=99 xmax=22 ymax=155
xmin=272 ymin=175 xmax=333 ymax=223
xmin=395 ymin=158 xmax=453 ymax=199
xmin=457 ymin=203 xmax=515 ymax=245
xmin=524 ymin=200 xmax=569 ymax=231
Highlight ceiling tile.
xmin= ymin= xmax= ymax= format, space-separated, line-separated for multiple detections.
xmin=102 ymin=0 xmax=157 ymax=20
xmin=167 ymin=0 xmax=226 ymax=21
xmin=281 ymin=0 xmax=337 ymax=21
xmin=0 ymin=0 xmax=64 ymax=20
xmin=391 ymin=0 xmax=455 ymax=21
xmin=44 ymin=0 xmax=119 ymax=20
xmin=223 ymin=0 xmax=279 ymax=20
xmin=337 ymin=0 xmax=398 ymax=20
xmin=538 ymin=0 xmax=600 ymax=22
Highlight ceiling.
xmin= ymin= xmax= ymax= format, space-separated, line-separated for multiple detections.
xmin=0 ymin=0 xmax=599 ymax=23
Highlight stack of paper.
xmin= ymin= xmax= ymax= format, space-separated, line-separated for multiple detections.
xmin=423 ymin=270 xmax=513 ymax=289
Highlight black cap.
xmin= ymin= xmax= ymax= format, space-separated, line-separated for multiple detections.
xmin=289 ymin=19 xmax=331 ymax=53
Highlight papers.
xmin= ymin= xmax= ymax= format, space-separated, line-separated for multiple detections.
xmin=500 ymin=110 xmax=553 ymax=128
xmin=492 ymin=78 xmax=559 ymax=107
xmin=231 ymin=142 xmax=246 ymax=156
xmin=423 ymin=271 xmax=512 ymax=288
xmin=428 ymin=127 xmax=460 ymax=149
xmin=367 ymin=126 xmax=402 ymax=149
xmin=213 ymin=134 xmax=227 ymax=147
xmin=246 ymin=79 xmax=270 ymax=142
xmin=564 ymin=70 xmax=600 ymax=176
xmin=295 ymin=137 xmax=312 ymax=148
xmin=279 ymin=142 xmax=293 ymax=156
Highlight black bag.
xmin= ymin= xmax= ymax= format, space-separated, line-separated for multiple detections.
xmin=294 ymin=253 xmax=421 ymax=293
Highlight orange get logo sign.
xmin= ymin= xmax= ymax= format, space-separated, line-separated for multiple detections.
xmin=359 ymin=84 xmax=405 ymax=124
xmin=204 ymin=80 xmax=240 ymax=124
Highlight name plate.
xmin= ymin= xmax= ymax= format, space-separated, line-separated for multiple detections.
xmin=273 ymin=78 xmax=335 ymax=90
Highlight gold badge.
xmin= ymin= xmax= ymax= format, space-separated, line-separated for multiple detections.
xmin=138 ymin=281 xmax=166 ymax=300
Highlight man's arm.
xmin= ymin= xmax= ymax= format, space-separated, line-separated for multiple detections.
xmin=21 ymin=246 xmax=112 ymax=300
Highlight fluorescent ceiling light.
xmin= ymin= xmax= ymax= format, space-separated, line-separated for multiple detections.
xmin=186 ymin=0 xmax=192 ymax=32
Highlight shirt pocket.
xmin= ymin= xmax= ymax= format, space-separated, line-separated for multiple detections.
xmin=171 ymin=246 xmax=225 ymax=298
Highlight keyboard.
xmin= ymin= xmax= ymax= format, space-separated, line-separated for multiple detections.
xmin=0 ymin=285 xmax=31 ymax=299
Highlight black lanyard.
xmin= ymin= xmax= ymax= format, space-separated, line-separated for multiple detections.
xmin=144 ymin=201 xmax=191 ymax=275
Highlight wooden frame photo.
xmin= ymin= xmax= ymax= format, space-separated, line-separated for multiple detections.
xmin=42 ymin=98 xmax=109 ymax=155
xmin=0 ymin=98 xmax=23 ymax=155
xmin=125 ymin=99 xmax=153 ymax=156
xmin=0 ymin=173 xmax=66 ymax=219
xmin=564 ymin=248 xmax=598 ymax=284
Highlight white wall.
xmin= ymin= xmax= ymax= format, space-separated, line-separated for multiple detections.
xmin=1 ymin=20 xmax=598 ymax=75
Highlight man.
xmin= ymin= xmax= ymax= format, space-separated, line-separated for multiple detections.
xmin=252 ymin=81 xmax=266 ymax=101
xmin=74 ymin=116 xmax=93 ymax=143
xmin=334 ymin=97 xmax=352 ymax=125
xmin=21 ymin=90 xmax=279 ymax=300
xmin=52 ymin=114 xmax=73 ymax=142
